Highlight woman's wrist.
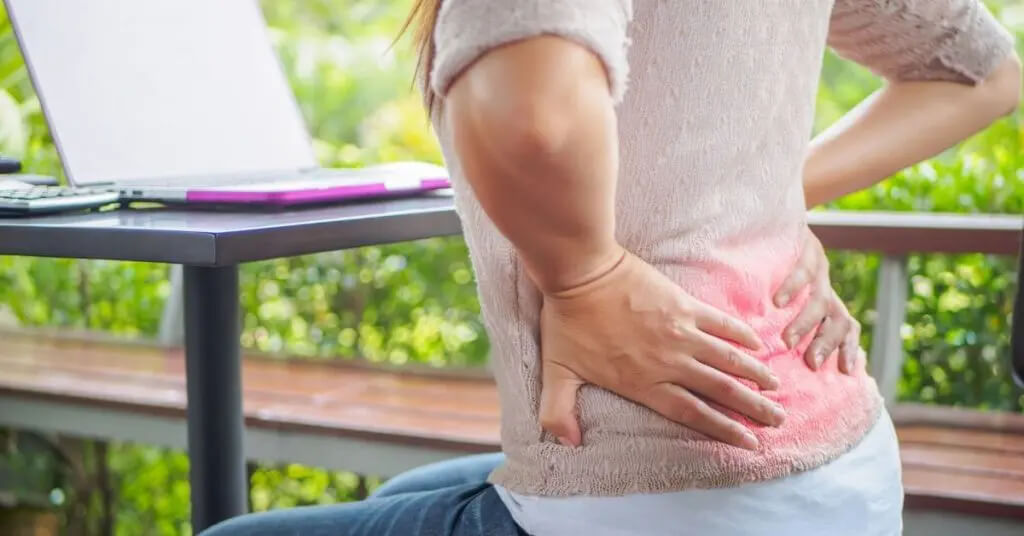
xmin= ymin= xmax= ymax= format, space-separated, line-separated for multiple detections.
xmin=801 ymin=142 xmax=842 ymax=208
xmin=545 ymin=246 xmax=628 ymax=300
xmin=527 ymin=242 xmax=627 ymax=296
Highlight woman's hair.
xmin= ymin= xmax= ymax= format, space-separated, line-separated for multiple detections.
xmin=399 ymin=0 xmax=442 ymax=112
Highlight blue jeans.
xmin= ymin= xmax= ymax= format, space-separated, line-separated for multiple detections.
xmin=201 ymin=453 xmax=525 ymax=536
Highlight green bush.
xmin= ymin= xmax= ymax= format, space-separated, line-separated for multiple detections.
xmin=1 ymin=1 xmax=1022 ymax=534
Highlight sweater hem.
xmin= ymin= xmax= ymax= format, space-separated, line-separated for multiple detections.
xmin=489 ymin=385 xmax=883 ymax=497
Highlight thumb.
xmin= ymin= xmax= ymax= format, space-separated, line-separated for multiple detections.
xmin=539 ymin=360 xmax=584 ymax=447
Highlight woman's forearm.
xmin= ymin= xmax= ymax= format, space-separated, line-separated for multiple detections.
xmin=804 ymin=55 xmax=1021 ymax=208
xmin=445 ymin=36 xmax=622 ymax=294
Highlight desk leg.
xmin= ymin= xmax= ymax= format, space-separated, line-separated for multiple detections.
xmin=183 ymin=265 xmax=247 ymax=531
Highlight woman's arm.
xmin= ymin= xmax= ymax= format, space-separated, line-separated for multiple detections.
xmin=805 ymin=55 xmax=1020 ymax=207
xmin=445 ymin=36 xmax=622 ymax=294
xmin=446 ymin=36 xmax=783 ymax=449
xmin=807 ymin=0 xmax=1021 ymax=207
xmin=776 ymin=0 xmax=1020 ymax=376
xmin=434 ymin=2 xmax=785 ymax=449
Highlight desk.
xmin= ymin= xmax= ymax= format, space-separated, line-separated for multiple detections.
xmin=0 ymin=195 xmax=460 ymax=530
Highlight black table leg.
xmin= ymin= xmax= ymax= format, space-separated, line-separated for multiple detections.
xmin=183 ymin=265 xmax=247 ymax=531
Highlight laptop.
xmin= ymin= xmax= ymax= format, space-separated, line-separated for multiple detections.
xmin=2 ymin=0 xmax=449 ymax=211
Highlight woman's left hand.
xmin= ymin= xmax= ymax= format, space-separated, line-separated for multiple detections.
xmin=774 ymin=229 xmax=861 ymax=374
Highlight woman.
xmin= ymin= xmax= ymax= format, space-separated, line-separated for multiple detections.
xmin=205 ymin=1 xmax=1019 ymax=534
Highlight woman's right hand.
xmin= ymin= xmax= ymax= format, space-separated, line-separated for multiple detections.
xmin=539 ymin=248 xmax=786 ymax=450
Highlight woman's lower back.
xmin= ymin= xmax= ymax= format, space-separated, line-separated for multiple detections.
xmin=480 ymin=222 xmax=884 ymax=495
xmin=497 ymin=409 xmax=902 ymax=536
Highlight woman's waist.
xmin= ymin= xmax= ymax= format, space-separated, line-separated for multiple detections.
xmin=482 ymin=224 xmax=808 ymax=334
xmin=493 ymin=366 xmax=884 ymax=496
xmin=660 ymin=268 xmax=805 ymax=357
xmin=628 ymin=229 xmax=810 ymax=356
xmin=569 ymin=341 xmax=878 ymax=434
xmin=497 ymin=409 xmax=899 ymax=527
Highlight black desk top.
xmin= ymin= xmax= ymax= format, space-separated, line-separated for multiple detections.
xmin=0 ymin=194 xmax=460 ymax=265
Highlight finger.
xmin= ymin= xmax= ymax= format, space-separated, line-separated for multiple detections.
xmin=805 ymin=314 xmax=849 ymax=370
xmin=781 ymin=288 xmax=828 ymax=349
xmin=688 ymin=332 xmax=779 ymax=390
xmin=643 ymin=383 xmax=759 ymax=450
xmin=539 ymin=361 xmax=585 ymax=447
xmin=692 ymin=303 xmax=763 ymax=351
xmin=841 ymin=347 xmax=866 ymax=375
xmin=774 ymin=264 xmax=815 ymax=308
xmin=838 ymin=319 xmax=862 ymax=374
xmin=774 ymin=266 xmax=810 ymax=308
xmin=681 ymin=363 xmax=787 ymax=426
xmin=775 ymin=236 xmax=822 ymax=307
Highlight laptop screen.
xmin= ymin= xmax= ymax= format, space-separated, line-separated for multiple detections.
xmin=6 ymin=0 xmax=317 ymax=186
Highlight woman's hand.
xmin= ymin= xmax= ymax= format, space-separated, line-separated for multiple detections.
xmin=774 ymin=229 xmax=861 ymax=374
xmin=539 ymin=249 xmax=786 ymax=451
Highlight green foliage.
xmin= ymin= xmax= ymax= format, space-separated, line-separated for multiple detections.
xmin=240 ymin=242 xmax=485 ymax=366
xmin=106 ymin=446 xmax=190 ymax=536
xmin=0 ymin=431 xmax=63 ymax=510
xmin=249 ymin=463 xmax=381 ymax=511
xmin=1 ymin=0 xmax=1023 ymax=534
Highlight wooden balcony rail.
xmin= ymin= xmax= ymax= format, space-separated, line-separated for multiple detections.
xmin=808 ymin=211 xmax=1022 ymax=255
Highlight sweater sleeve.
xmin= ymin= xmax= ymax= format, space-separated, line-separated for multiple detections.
xmin=430 ymin=0 xmax=633 ymax=103
xmin=827 ymin=0 xmax=1015 ymax=84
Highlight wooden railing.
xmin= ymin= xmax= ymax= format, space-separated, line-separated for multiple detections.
xmin=154 ymin=210 xmax=1024 ymax=402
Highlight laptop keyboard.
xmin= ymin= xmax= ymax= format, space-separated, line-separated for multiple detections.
xmin=2 ymin=186 xmax=108 ymax=199
xmin=0 ymin=186 xmax=121 ymax=215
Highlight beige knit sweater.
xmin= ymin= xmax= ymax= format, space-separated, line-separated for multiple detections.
xmin=429 ymin=0 xmax=1014 ymax=496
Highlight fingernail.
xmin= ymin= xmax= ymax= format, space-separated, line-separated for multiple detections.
xmin=771 ymin=403 xmax=787 ymax=424
xmin=815 ymin=351 xmax=825 ymax=369
xmin=776 ymin=293 xmax=789 ymax=307
xmin=740 ymin=430 xmax=759 ymax=450
xmin=806 ymin=350 xmax=819 ymax=369
xmin=785 ymin=333 xmax=797 ymax=348
xmin=557 ymin=436 xmax=573 ymax=447
xmin=765 ymin=372 xmax=780 ymax=390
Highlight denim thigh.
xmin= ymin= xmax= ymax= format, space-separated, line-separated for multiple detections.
xmin=372 ymin=453 xmax=506 ymax=498
xmin=202 ymin=454 xmax=522 ymax=536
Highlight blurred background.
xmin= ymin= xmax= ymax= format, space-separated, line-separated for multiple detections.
xmin=0 ymin=0 xmax=1022 ymax=534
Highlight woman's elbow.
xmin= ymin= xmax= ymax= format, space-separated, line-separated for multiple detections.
xmin=448 ymin=91 xmax=576 ymax=168
xmin=449 ymin=84 xmax=589 ymax=168
xmin=984 ymin=53 xmax=1022 ymax=117
xmin=503 ymin=102 xmax=578 ymax=161
xmin=446 ymin=37 xmax=612 ymax=163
